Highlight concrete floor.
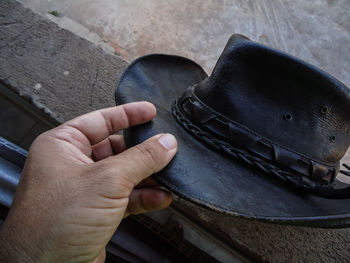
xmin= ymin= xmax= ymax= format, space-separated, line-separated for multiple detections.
xmin=20 ymin=0 xmax=350 ymax=87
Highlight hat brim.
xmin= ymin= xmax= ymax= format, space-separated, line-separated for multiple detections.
xmin=116 ymin=54 xmax=350 ymax=228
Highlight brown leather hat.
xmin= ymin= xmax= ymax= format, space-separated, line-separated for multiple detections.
xmin=116 ymin=34 xmax=350 ymax=227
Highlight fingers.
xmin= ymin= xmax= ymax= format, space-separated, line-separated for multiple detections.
xmin=61 ymin=102 xmax=156 ymax=146
xmin=97 ymin=133 xmax=177 ymax=189
xmin=92 ymin=135 xmax=126 ymax=161
xmin=124 ymin=188 xmax=173 ymax=217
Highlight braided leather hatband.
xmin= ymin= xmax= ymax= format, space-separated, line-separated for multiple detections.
xmin=171 ymin=86 xmax=341 ymax=194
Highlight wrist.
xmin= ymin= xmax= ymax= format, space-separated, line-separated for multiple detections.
xmin=0 ymin=232 xmax=31 ymax=263
xmin=0 ymin=221 xmax=37 ymax=263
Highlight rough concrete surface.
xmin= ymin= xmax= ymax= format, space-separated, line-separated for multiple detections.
xmin=0 ymin=0 xmax=128 ymax=123
xmin=1 ymin=1 xmax=350 ymax=262
xmin=19 ymin=0 xmax=350 ymax=89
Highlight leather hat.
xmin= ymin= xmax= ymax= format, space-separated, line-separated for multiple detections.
xmin=116 ymin=34 xmax=350 ymax=227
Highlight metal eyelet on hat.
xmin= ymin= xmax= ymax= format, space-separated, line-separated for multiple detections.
xmin=283 ymin=113 xmax=293 ymax=121
xmin=320 ymin=105 xmax=330 ymax=114
xmin=330 ymin=135 xmax=336 ymax=143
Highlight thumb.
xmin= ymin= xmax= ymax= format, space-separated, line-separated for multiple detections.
xmin=103 ymin=133 xmax=177 ymax=187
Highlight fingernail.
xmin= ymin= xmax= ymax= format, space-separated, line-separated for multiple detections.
xmin=158 ymin=134 xmax=177 ymax=150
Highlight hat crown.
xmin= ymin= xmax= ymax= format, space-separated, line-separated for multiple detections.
xmin=193 ymin=35 xmax=350 ymax=165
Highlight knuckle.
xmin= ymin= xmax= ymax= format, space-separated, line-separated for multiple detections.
xmin=32 ymin=132 xmax=48 ymax=145
xmin=27 ymin=132 xmax=50 ymax=152
xmin=134 ymin=143 xmax=161 ymax=171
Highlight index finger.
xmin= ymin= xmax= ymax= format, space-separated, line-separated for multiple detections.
xmin=63 ymin=101 xmax=156 ymax=145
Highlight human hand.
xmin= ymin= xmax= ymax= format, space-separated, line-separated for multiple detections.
xmin=0 ymin=102 xmax=177 ymax=263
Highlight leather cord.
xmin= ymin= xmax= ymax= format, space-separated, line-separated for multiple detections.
xmin=172 ymin=87 xmax=350 ymax=198
xmin=340 ymin=164 xmax=350 ymax=177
